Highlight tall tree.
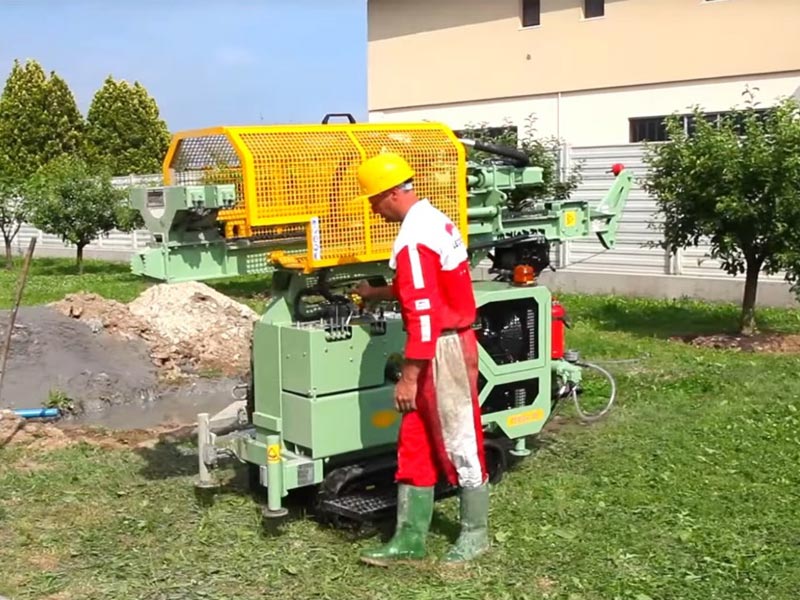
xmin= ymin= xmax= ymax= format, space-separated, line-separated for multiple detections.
xmin=0 ymin=59 xmax=84 ymax=178
xmin=643 ymin=91 xmax=800 ymax=335
xmin=25 ymin=155 xmax=127 ymax=274
xmin=43 ymin=72 xmax=85 ymax=163
xmin=0 ymin=59 xmax=84 ymax=267
xmin=84 ymin=76 xmax=171 ymax=175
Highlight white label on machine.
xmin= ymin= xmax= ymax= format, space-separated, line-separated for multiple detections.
xmin=311 ymin=216 xmax=322 ymax=261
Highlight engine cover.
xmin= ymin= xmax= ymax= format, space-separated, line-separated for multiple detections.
xmin=474 ymin=294 xmax=543 ymax=415
xmin=475 ymin=297 xmax=539 ymax=365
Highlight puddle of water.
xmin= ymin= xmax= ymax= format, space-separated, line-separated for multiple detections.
xmin=1 ymin=305 xmax=250 ymax=433
xmin=69 ymin=378 xmax=243 ymax=431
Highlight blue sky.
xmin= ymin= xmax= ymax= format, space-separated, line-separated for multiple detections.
xmin=0 ymin=0 xmax=368 ymax=132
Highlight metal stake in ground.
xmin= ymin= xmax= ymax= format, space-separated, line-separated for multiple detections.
xmin=0 ymin=237 xmax=37 ymax=404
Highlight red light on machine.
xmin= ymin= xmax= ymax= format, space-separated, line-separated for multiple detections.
xmin=611 ymin=163 xmax=624 ymax=176
xmin=513 ymin=265 xmax=534 ymax=285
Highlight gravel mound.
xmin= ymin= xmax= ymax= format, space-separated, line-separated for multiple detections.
xmin=51 ymin=281 xmax=258 ymax=378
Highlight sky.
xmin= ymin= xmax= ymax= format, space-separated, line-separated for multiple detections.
xmin=0 ymin=0 xmax=368 ymax=132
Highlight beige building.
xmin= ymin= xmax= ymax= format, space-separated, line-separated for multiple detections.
xmin=367 ymin=0 xmax=800 ymax=146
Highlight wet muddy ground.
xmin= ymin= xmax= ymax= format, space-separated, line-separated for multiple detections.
xmin=0 ymin=305 xmax=241 ymax=430
xmin=72 ymin=376 xmax=242 ymax=430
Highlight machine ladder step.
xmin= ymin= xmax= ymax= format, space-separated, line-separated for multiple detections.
xmin=318 ymin=484 xmax=458 ymax=523
xmin=319 ymin=489 xmax=397 ymax=521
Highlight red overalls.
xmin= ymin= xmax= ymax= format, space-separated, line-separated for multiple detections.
xmin=389 ymin=199 xmax=487 ymax=489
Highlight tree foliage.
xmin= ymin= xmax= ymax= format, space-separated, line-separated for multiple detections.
xmin=84 ymin=76 xmax=171 ymax=175
xmin=0 ymin=60 xmax=171 ymax=270
xmin=0 ymin=59 xmax=83 ymax=179
xmin=458 ymin=114 xmax=582 ymax=211
xmin=0 ymin=170 xmax=30 ymax=268
xmin=0 ymin=59 xmax=84 ymax=267
xmin=643 ymin=90 xmax=800 ymax=335
xmin=25 ymin=155 xmax=128 ymax=273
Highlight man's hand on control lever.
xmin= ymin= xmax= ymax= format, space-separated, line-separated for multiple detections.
xmin=351 ymin=279 xmax=394 ymax=303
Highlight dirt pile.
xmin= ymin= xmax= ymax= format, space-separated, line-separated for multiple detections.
xmin=0 ymin=409 xmax=69 ymax=450
xmin=128 ymin=281 xmax=258 ymax=374
xmin=51 ymin=281 xmax=259 ymax=378
xmin=673 ymin=332 xmax=800 ymax=353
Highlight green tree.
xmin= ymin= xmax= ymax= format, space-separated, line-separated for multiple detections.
xmin=0 ymin=59 xmax=84 ymax=267
xmin=0 ymin=169 xmax=30 ymax=269
xmin=84 ymin=76 xmax=171 ymax=175
xmin=44 ymin=72 xmax=85 ymax=159
xmin=25 ymin=155 xmax=128 ymax=274
xmin=0 ymin=59 xmax=84 ymax=178
xmin=643 ymin=91 xmax=800 ymax=335
xmin=458 ymin=114 xmax=582 ymax=211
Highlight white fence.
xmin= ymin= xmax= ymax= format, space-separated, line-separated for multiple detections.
xmin=12 ymin=173 xmax=161 ymax=258
xmin=558 ymin=144 xmax=786 ymax=281
xmin=8 ymin=144 xmax=797 ymax=306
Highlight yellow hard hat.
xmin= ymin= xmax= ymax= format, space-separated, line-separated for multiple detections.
xmin=357 ymin=152 xmax=415 ymax=197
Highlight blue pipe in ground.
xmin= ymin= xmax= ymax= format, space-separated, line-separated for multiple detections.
xmin=12 ymin=408 xmax=61 ymax=419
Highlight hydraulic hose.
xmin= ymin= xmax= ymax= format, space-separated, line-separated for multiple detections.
xmin=293 ymin=268 xmax=353 ymax=322
xmin=458 ymin=138 xmax=530 ymax=168
xmin=571 ymin=361 xmax=617 ymax=423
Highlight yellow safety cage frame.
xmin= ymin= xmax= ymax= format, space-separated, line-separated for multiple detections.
xmin=162 ymin=122 xmax=468 ymax=272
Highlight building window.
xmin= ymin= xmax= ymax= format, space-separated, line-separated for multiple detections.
xmin=584 ymin=0 xmax=604 ymax=19
xmin=629 ymin=108 xmax=771 ymax=143
xmin=629 ymin=117 xmax=668 ymax=143
xmin=521 ymin=0 xmax=540 ymax=27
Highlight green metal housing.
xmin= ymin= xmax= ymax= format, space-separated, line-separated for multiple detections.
xmin=129 ymin=184 xmax=278 ymax=282
xmin=130 ymin=141 xmax=634 ymax=518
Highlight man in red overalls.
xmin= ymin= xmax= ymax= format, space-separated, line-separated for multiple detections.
xmin=353 ymin=152 xmax=490 ymax=566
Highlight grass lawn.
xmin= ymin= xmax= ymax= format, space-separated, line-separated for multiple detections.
xmin=0 ymin=256 xmax=272 ymax=312
xmin=1 ymin=258 xmax=800 ymax=599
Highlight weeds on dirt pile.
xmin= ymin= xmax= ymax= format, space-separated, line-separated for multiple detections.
xmin=1 ymin=261 xmax=800 ymax=599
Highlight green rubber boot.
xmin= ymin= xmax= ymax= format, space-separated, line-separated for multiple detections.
xmin=443 ymin=483 xmax=490 ymax=564
xmin=359 ymin=484 xmax=434 ymax=566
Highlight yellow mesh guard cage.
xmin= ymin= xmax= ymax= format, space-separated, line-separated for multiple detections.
xmin=162 ymin=123 xmax=467 ymax=271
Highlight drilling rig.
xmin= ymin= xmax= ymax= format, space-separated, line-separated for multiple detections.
xmin=128 ymin=114 xmax=632 ymax=523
